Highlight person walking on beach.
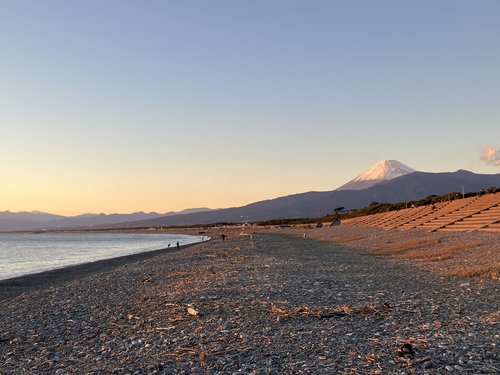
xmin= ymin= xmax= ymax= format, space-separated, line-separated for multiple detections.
xmin=176 ymin=242 xmax=180 ymax=249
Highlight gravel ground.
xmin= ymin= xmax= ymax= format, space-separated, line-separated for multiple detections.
xmin=267 ymin=225 xmax=500 ymax=280
xmin=1 ymin=233 xmax=499 ymax=374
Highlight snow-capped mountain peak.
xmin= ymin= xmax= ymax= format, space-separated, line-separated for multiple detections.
xmin=337 ymin=160 xmax=416 ymax=191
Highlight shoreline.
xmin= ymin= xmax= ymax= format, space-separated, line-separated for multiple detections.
xmin=0 ymin=240 xmax=201 ymax=302
xmin=0 ymin=226 xmax=245 ymax=301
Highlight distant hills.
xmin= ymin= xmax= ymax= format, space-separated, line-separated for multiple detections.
xmin=0 ymin=211 xmax=66 ymax=232
xmin=2 ymin=160 xmax=499 ymax=231
xmin=0 ymin=208 xmax=213 ymax=232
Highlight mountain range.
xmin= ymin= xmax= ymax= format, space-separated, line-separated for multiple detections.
xmin=111 ymin=168 xmax=500 ymax=228
xmin=2 ymin=160 xmax=499 ymax=231
xmin=0 ymin=208 xmax=213 ymax=232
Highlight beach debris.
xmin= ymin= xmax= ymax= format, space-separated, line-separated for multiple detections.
xmin=270 ymin=303 xmax=390 ymax=321
xmin=165 ymin=347 xmax=199 ymax=361
xmin=199 ymin=351 xmax=207 ymax=363
xmin=365 ymin=353 xmax=377 ymax=363
xmin=187 ymin=307 xmax=201 ymax=317
xmin=169 ymin=317 xmax=186 ymax=323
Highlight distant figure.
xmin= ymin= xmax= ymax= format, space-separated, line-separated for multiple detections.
xmin=221 ymin=234 xmax=227 ymax=241
xmin=168 ymin=244 xmax=171 ymax=248
xmin=303 ymin=232 xmax=307 ymax=239
xmin=176 ymin=242 xmax=180 ymax=249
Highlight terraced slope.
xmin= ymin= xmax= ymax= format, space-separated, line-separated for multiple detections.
xmin=343 ymin=192 xmax=500 ymax=233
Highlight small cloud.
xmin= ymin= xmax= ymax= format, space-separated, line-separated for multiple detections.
xmin=480 ymin=146 xmax=500 ymax=166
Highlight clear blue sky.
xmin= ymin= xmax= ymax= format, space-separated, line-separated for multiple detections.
xmin=1 ymin=1 xmax=499 ymax=214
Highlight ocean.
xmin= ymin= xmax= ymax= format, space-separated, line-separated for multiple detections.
xmin=0 ymin=232 xmax=206 ymax=281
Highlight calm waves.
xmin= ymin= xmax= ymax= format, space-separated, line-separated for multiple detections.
xmin=0 ymin=232 xmax=205 ymax=280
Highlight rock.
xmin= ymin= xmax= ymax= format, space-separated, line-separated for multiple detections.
xmin=423 ymin=360 xmax=434 ymax=369
xmin=398 ymin=343 xmax=415 ymax=358
xmin=417 ymin=356 xmax=430 ymax=363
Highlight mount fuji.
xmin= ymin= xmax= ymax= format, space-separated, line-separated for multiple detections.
xmin=337 ymin=160 xmax=416 ymax=191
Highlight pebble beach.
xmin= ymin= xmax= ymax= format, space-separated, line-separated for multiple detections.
xmin=0 ymin=227 xmax=499 ymax=374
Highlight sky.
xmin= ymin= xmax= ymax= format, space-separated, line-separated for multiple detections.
xmin=1 ymin=0 xmax=499 ymax=215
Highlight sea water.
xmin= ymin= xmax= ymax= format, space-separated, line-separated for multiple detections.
xmin=0 ymin=232 xmax=206 ymax=281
